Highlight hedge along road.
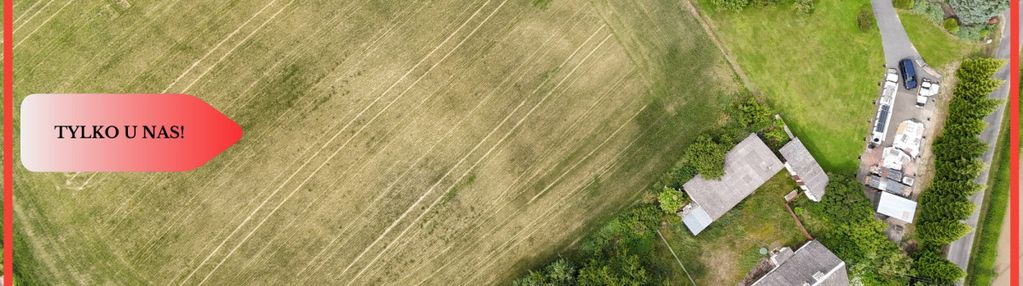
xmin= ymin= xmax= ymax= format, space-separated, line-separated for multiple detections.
xmin=945 ymin=10 xmax=1013 ymax=278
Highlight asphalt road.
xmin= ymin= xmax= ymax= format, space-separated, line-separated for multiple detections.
xmin=872 ymin=0 xmax=921 ymax=67
xmin=945 ymin=10 xmax=1012 ymax=278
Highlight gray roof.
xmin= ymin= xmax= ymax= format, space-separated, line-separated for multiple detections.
xmin=679 ymin=205 xmax=713 ymax=234
xmin=779 ymin=138 xmax=829 ymax=201
xmin=752 ymin=240 xmax=849 ymax=286
xmin=682 ymin=134 xmax=783 ymax=234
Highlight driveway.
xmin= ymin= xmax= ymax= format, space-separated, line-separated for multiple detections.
xmin=873 ymin=0 xmax=922 ymax=67
xmin=945 ymin=10 xmax=1012 ymax=277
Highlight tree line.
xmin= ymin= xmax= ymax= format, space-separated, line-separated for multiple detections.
xmin=912 ymin=57 xmax=1003 ymax=283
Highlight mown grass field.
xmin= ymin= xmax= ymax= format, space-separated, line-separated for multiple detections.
xmin=899 ymin=12 xmax=980 ymax=70
xmin=11 ymin=0 xmax=738 ymax=284
xmin=657 ymin=172 xmax=805 ymax=284
xmin=695 ymin=0 xmax=883 ymax=173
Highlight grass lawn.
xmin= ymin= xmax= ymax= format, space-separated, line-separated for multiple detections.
xmin=657 ymin=172 xmax=806 ymax=284
xmin=966 ymin=116 xmax=1009 ymax=286
xmin=695 ymin=0 xmax=883 ymax=173
xmin=899 ymin=12 xmax=980 ymax=70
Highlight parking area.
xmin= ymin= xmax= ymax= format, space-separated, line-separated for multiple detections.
xmin=857 ymin=58 xmax=943 ymax=242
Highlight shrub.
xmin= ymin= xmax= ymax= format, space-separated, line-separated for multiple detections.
xmin=799 ymin=174 xmax=914 ymax=284
xmin=957 ymin=23 xmax=994 ymax=41
xmin=943 ymin=18 xmax=960 ymax=34
xmin=857 ymin=5 xmax=877 ymax=32
xmin=893 ymin=0 xmax=914 ymax=9
xmin=735 ymin=96 xmax=772 ymax=131
xmin=684 ymin=135 xmax=727 ymax=179
xmin=513 ymin=259 xmax=577 ymax=286
xmin=911 ymin=0 xmax=945 ymax=23
xmin=657 ymin=187 xmax=684 ymax=214
xmin=712 ymin=0 xmax=751 ymax=11
xmin=948 ymin=0 xmax=1008 ymax=25
xmin=793 ymin=0 xmax=815 ymax=15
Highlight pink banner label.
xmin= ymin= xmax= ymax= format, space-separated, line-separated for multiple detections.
xmin=20 ymin=94 xmax=242 ymax=172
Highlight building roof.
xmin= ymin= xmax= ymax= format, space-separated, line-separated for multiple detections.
xmin=893 ymin=120 xmax=924 ymax=158
xmin=878 ymin=192 xmax=917 ymax=223
xmin=751 ymin=240 xmax=849 ymax=286
xmin=865 ymin=174 xmax=911 ymax=197
xmin=881 ymin=147 xmax=911 ymax=171
xmin=779 ymin=138 xmax=829 ymax=201
xmin=681 ymin=134 xmax=783 ymax=235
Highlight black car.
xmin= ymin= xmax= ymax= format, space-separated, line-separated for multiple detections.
xmin=899 ymin=59 xmax=917 ymax=90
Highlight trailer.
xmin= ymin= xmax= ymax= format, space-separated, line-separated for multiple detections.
xmin=869 ymin=81 xmax=899 ymax=147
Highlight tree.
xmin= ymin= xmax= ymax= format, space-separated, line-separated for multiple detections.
xmin=800 ymin=174 xmax=913 ymax=284
xmin=578 ymin=252 xmax=647 ymax=286
xmin=684 ymin=135 xmax=727 ymax=179
xmin=948 ymin=0 xmax=1008 ymax=25
xmin=657 ymin=187 xmax=684 ymax=214
xmin=913 ymin=248 xmax=965 ymax=283
xmin=916 ymin=57 xmax=1002 ymax=246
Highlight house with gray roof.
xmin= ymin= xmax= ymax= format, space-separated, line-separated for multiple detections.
xmin=750 ymin=240 xmax=849 ymax=286
xmin=779 ymin=138 xmax=829 ymax=202
xmin=678 ymin=133 xmax=783 ymax=235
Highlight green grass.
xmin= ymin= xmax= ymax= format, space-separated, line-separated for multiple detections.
xmin=900 ymin=12 xmax=980 ymax=69
xmin=658 ymin=172 xmax=806 ymax=284
xmin=965 ymin=113 xmax=1010 ymax=286
xmin=695 ymin=0 xmax=883 ymax=173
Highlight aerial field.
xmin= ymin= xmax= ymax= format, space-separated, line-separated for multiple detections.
xmin=695 ymin=0 xmax=883 ymax=172
xmin=11 ymin=0 xmax=738 ymax=284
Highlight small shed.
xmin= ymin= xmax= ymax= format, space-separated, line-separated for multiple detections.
xmin=877 ymin=192 xmax=917 ymax=223
xmin=779 ymin=138 xmax=829 ymax=202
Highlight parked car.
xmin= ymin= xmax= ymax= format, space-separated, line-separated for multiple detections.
xmin=899 ymin=59 xmax=917 ymax=90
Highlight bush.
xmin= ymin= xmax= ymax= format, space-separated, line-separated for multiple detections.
xmin=684 ymin=135 xmax=727 ymax=179
xmin=893 ymin=0 xmax=914 ymax=9
xmin=943 ymin=18 xmax=960 ymax=33
xmin=948 ymin=0 xmax=1008 ymax=25
xmin=513 ymin=259 xmax=577 ymax=286
xmin=657 ymin=187 xmax=684 ymax=214
xmin=911 ymin=1 xmax=945 ymax=23
xmin=957 ymin=23 xmax=994 ymax=41
xmin=799 ymin=174 xmax=914 ymax=284
xmin=735 ymin=96 xmax=772 ymax=131
xmin=793 ymin=0 xmax=815 ymax=15
xmin=857 ymin=5 xmax=877 ymax=32
xmin=712 ymin=0 xmax=751 ymax=11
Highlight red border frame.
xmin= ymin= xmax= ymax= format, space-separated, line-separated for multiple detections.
xmin=4 ymin=0 xmax=13 ymax=282
xmin=0 ymin=1 xmax=1016 ymax=286
xmin=1011 ymin=0 xmax=1020 ymax=285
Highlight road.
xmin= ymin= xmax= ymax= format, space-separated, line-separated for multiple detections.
xmin=946 ymin=10 xmax=1013 ymax=278
xmin=872 ymin=0 xmax=921 ymax=67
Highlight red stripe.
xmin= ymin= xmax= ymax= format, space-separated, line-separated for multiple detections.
xmin=1010 ymin=1 xmax=1019 ymax=285
xmin=3 ymin=0 xmax=13 ymax=282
